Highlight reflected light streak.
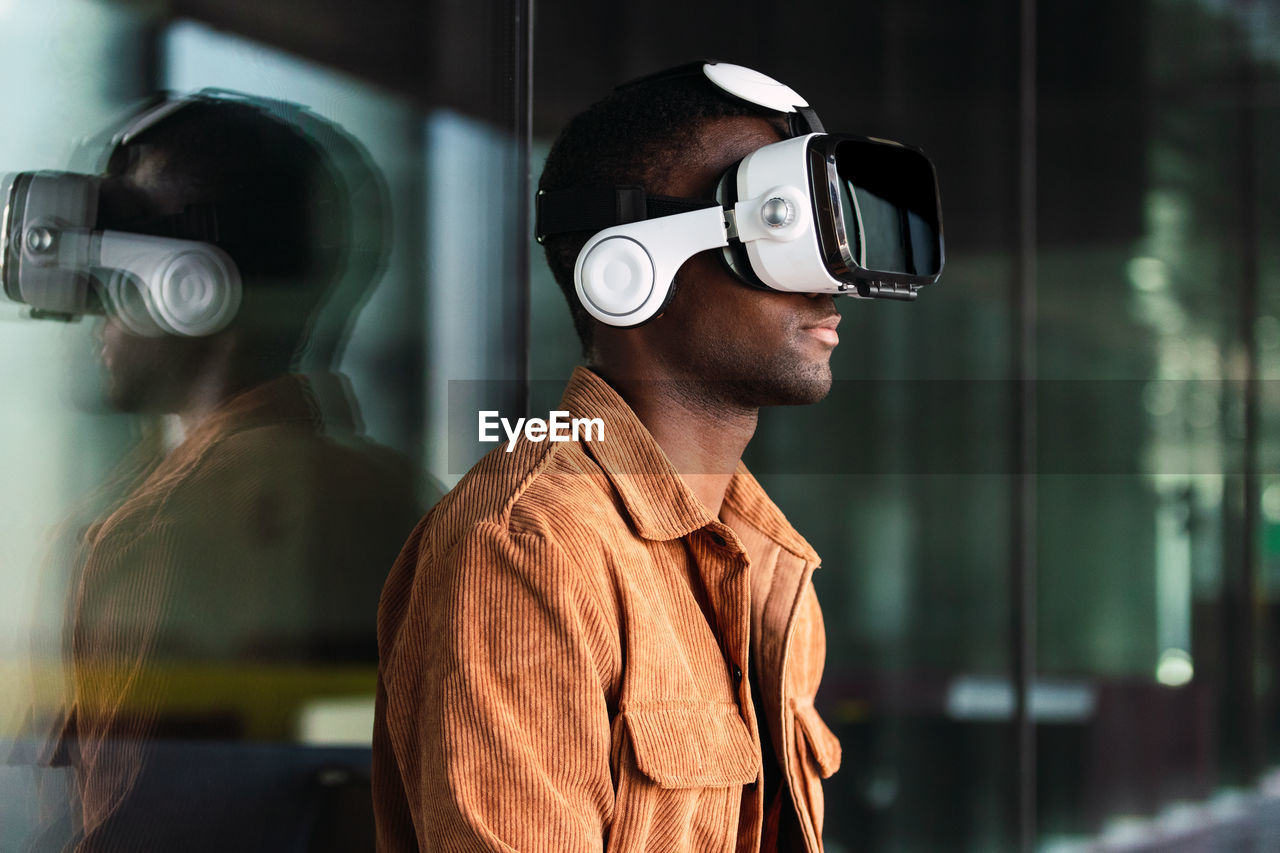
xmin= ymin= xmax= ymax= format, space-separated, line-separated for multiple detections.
xmin=1156 ymin=648 xmax=1194 ymax=687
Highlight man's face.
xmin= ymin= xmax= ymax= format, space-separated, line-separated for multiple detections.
xmin=99 ymin=315 xmax=210 ymax=413
xmin=639 ymin=115 xmax=840 ymax=408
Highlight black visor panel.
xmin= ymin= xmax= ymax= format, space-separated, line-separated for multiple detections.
xmin=813 ymin=137 xmax=943 ymax=284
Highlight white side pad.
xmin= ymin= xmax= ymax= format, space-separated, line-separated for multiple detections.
xmin=97 ymin=230 xmax=242 ymax=336
xmin=574 ymin=206 xmax=728 ymax=327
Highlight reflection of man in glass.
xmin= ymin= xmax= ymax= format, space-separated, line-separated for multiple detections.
xmin=26 ymin=94 xmax=421 ymax=851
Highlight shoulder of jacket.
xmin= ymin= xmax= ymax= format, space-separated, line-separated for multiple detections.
xmin=425 ymin=434 xmax=610 ymax=551
xmin=379 ymin=448 xmax=624 ymax=680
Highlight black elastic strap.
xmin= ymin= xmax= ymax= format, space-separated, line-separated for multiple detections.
xmin=789 ymin=106 xmax=825 ymax=136
xmin=613 ymin=60 xmax=717 ymax=93
xmin=645 ymin=195 xmax=718 ymax=219
xmin=535 ymin=186 xmax=717 ymax=240
xmin=114 ymin=203 xmax=222 ymax=243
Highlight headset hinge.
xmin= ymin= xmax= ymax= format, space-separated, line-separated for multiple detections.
xmin=722 ymin=208 xmax=739 ymax=241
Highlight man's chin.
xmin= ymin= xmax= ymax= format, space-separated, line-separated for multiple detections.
xmin=768 ymin=377 xmax=833 ymax=407
xmin=106 ymin=388 xmax=146 ymax=413
xmin=105 ymin=379 xmax=166 ymax=414
xmin=724 ymin=367 xmax=833 ymax=408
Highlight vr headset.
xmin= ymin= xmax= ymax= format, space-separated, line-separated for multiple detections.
xmin=0 ymin=171 xmax=241 ymax=337
xmin=536 ymin=62 xmax=945 ymax=328
xmin=0 ymin=95 xmax=252 ymax=338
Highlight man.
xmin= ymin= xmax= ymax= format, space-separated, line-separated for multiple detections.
xmin=373 ymin=65 xmax=851 ymax=852
xmin=20 ymin=94 xmax=422 ymax=851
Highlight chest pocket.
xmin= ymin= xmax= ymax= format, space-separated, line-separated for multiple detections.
xmin=623 ymin=701 xmax=760 ymax=788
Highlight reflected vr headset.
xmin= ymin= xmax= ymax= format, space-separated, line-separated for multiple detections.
xmin=535 ymin=62 xmax=945 ymax=328
xmin=0 ymin=96 xmax=249 ymax=337
xmin=0 ymin=171 xmax=241 ymax=337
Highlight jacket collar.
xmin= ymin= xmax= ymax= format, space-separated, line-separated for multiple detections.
xmin=193 ymin=374 xmax=325 ymax=437
xmin=724 ymin=463 xmax=820 ymax=563
xmin=560 ymin=367 xmax=818 ymax=562
xmin=145 ymin=375 xmax=324 ymax=485
xmin=560 ymin=367 xmax=710 ymax=541
xmin=85 ymin=375 xmax=326 ymax=547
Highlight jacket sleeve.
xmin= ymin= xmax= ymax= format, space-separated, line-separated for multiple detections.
xmin=374 ymin=519 xmax=616 ymax=852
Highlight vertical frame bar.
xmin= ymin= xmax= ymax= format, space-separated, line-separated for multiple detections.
xmin=509 ymin=0 xmax=533 ymax=412
xmin=1233 ymin=10 xmax=1262 ymax=785
xmin=1012 ymin=0 xmax=1038 ymax=849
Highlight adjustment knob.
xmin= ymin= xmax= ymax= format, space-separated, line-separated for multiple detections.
xmin=25 ymin=226 xmax=56 ymax=254
xmin=761 ymin=197 xmax=794 ymax=228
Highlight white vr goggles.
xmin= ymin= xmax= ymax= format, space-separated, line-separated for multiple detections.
xmin=0 ymin=169 xmax=241 ymax=337
xmin=536 ymin=62 xmax=945 ymax=328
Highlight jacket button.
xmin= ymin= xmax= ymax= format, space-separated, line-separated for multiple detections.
xmin=709 ymin=531 xmax=726 ymax=547
xmin=732 ymin=664 xmax=743 ymax=683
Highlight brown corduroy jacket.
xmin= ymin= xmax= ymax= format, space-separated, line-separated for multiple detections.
xmin=373 ymin=367 xmax=841 ymax=852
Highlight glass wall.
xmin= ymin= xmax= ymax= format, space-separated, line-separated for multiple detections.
xmin=1 ymin=0 xmax=1278 ymax=850
xmin=0 ymin=1 xmax=529 ymax=849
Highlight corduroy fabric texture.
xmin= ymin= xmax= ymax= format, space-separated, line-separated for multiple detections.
xmin=374 ymin=367 xmax=842 ymax=852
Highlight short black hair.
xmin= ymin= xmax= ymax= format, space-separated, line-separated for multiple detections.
xmin=99 ymin=95 xmax=387 ymax=368
xmin=103 ymin=98 xmax=343 ymax=282
xmin=538 ymin=66 xmax=781 ymax=354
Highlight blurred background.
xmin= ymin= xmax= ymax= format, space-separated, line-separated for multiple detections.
xmin=1 ymin=0 xmax=1279 ymax=850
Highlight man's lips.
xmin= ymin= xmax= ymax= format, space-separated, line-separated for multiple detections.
xmin=802 ymin=314 xmax=841 ymax=346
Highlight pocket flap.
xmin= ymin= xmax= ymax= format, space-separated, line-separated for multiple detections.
xmin=793 ymin=700 xmax=842 ymax=778
xmin=623 ymin=702 xmax=760 ymax=789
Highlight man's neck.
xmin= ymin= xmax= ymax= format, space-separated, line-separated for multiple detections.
xmin=176 ymin=380 xmax=239 ymax=435
xmin=174 ymin=345 xmax=271 ymax=436
xmin=595 ymin=368 xmax=758 ymax=519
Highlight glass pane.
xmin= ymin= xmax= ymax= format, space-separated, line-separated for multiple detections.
xmin=0 ymin=4 xmax=528 ymax=850
xmin=1035 ymin=0 xmax=1280 ymax=847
